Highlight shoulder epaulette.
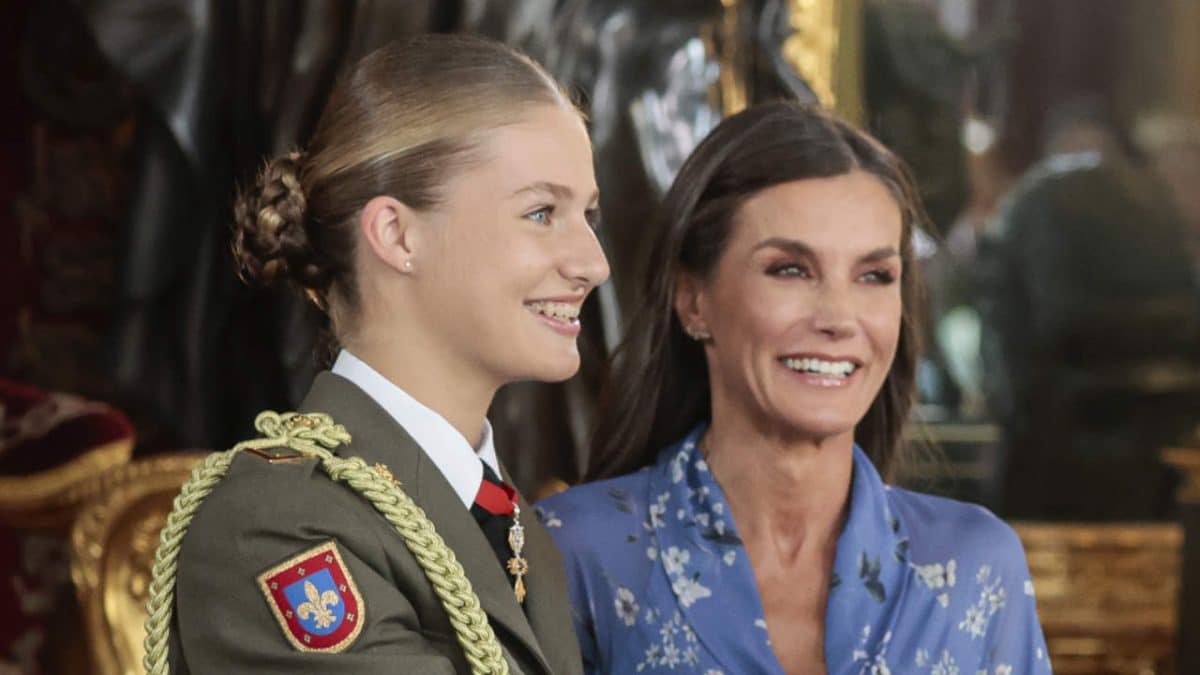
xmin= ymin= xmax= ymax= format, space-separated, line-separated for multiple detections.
xmin=141 ymin=410 xmax=511 ymax=675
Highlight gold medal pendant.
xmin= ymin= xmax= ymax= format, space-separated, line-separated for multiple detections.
xmin=506 ymin=503 xmax=529 ymax=603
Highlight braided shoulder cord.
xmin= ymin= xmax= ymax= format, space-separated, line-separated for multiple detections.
xmin=143 ymin=411 xmax=509 ymax=675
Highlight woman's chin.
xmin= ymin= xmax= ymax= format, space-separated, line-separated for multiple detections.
xmin=774 ymin=410 xmax=859 ymax=443
xmin=512 ymin=352 xmax=581 ymax=384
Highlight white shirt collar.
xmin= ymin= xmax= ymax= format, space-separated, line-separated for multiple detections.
xmin=331 ymin=349 xmax=500 ymax=508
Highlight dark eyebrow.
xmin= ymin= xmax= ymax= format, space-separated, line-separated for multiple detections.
xmin=752 ymin=237 xmax=815 ymax=257
xmin=860 ymin=246 xmax=900 ymax=264
xmin=752 ymin=237 xmax=899 ymax=264
xmin=511 ymin=181 xmax=600 ymax=205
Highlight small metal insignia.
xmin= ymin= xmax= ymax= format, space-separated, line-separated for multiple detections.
xmin=287 ymin=414 xmax=319 ymax=429
xmin=373 ymin=463 xmax=399 ymax=485
xmin=243 ymin=446 xmax=306 ymax=463
xmin=257 ymin=541 xmax=365 ymax=652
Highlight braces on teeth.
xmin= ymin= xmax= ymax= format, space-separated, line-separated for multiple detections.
xmin=528 ymin=302 xmax=580 ymax=322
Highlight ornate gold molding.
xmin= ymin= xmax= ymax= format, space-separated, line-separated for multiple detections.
xmin=0 ymin=437 xmax=134 ymax=529
xmin=69 ymin=453 xmax=205 ymax=675
xmin=781 ymin=0 xmax=865 ymax=124
xmin=783 ymin=0 xmax=839 ymax=105
xmin=717 ymin=0 xmax=748 ymax=115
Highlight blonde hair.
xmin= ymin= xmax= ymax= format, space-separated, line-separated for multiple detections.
xmin=233 ymin=34 xmax=576 ymax=324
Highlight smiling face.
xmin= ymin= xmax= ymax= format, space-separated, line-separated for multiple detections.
xmin=410 ymin=104 xmax=610 ymax=385
xmin=677 ymin=171 xmax=904 ymax=444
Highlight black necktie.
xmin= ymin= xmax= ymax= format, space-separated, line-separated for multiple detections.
xmin=470 ymin=459 xmax=516 ymax=575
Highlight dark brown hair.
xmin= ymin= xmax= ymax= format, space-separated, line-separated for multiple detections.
xmin=588 ymin=101 xmax=926 ymax=481
xmin=232 ymin=34 xmax=575 ymax=336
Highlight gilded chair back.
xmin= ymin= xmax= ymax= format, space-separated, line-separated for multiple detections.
xmin=69 ymin=454 xmax=205 ymax=675
xmin=1015 ymin=522 xmax=1182 ymax=675
xmin=0 ymin=439 xmax=133 ymax=530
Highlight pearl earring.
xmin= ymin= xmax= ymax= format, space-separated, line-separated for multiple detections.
xmin=402 ymin=259 xmax=413 ymax=271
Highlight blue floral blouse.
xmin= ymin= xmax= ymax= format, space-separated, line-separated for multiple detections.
xmin=536 ymin=425 xmax=1052 ymax=674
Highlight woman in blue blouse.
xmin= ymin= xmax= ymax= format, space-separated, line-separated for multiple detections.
xmin=538 ymin=102 xmax=1050 ymax=675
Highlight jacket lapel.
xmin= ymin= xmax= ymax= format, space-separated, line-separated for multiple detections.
xmin=300 ymin=372 xmax=552 ymax=673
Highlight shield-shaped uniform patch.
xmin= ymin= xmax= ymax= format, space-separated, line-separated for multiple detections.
xmin=257 ymin=541 xmax=365 ymax=652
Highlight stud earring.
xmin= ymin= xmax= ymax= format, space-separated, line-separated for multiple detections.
xmin=685 ymin=325 xmax=711 ymax=341
xmin=402 ymin=259 xmax=413 ymax=272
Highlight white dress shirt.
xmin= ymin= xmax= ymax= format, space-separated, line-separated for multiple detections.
xmin=331 ymin=350 xmax=499 ymax=508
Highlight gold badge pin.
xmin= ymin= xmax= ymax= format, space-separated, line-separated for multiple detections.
xmin=506 ymin=503 xmax=529 ymax=603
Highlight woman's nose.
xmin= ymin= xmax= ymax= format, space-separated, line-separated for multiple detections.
xmin=563 ymin=222 xmax=611 ymax=289
xmin=811 ymin=283 xmax=856 ymax=339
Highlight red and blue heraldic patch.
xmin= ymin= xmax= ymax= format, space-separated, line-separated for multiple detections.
xmin=257 ymin=541 xmax=365 ymax=652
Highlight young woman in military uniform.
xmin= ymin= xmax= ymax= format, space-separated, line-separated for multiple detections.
xmin=144 ymin=34 xmax=607 ymax=675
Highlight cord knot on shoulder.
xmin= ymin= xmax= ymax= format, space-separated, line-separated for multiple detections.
xmin=232 ymin=411 xmax=353 ymax=459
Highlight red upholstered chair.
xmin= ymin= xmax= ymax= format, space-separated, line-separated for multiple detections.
xmin=0 ymin=378 xmax=134 ymax=528
xmin=0 ymin=378 xmax=134 ymax=673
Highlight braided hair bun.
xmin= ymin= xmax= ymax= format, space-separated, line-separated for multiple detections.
xmin=232 ymin=151 xmax=330 ymax=303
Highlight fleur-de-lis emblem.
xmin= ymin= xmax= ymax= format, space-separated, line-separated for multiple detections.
xmin=295 ymin=580 xmax=340 ymax=629
xmin=258 ymin=541 xmax=364 ymax=652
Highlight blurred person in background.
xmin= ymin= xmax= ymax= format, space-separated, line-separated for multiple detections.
xmin=978 ymin=98 xmax=1200 ymax=520
xmin=1136 ymin=112 xmax=1200 ymax=279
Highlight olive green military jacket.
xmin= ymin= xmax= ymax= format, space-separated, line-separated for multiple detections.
xmin=167 ymin=372 xmax=584 ymax=675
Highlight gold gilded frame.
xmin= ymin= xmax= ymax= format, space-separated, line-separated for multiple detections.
xmin=69 ymin=453 xmax=206 ymax=675
xmin=781 ymin=0 xmax=864 ymax=122
xmin=718 ymin=0 xmax=865 ymax=123
xmin=0 ymin=437 xmax=134 ymax=529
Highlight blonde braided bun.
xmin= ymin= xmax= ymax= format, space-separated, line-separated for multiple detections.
xmin=232 ymin=151 xmax=330 ymax=301
xmin=231 ymin=34 xmax=579 ymax=316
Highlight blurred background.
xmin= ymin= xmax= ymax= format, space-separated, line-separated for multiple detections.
xmin=0 ymin=0 xmax=1198 ymax=673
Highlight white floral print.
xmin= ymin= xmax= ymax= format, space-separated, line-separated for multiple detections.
xmin=959 ymin=565 xmax=1007 ymax=639
xmin=662 ymin=547 xmax=689 ymax=576
xmin=537 ymin=424 xmax=1052 ymax=675
xmin=635 ymin=610 xmax=700 ymax=672
xmin=615 ymin=586 xmax=640 ymax=627
xmin=534 ymin=507 xmax=562 ymax=528
xmin=931 ymin=650 xmax=958 ymax=675
xmin=670 ymin=575 xmax=712 ymax=607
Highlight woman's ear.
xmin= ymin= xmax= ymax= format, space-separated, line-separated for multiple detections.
xmin=359 ymin=195 xmax=421 ymax=274
xmin=673 ymin=271 xmax=712 ymax=341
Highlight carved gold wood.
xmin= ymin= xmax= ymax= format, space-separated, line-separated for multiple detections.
xmin=716 ymin=0 xmax=864 ymax=122
xmin=781 ymin=0 xmax=866 ymax=124
xmin=717 ymin=0 xmax=748 ymax=115
xmin=1014 ymin=522 xmax=1181 ymax=675
xmin=69 ymin=453 xmax=205 ymax=675
xmin=0 ymin=437 xmax=134 ymax=529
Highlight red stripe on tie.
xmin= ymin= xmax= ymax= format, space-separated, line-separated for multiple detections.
xmin=475 ymin=478 xmax=516 ymax=516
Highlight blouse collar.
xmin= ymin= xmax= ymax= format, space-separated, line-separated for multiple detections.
xmin=646 ymin=423 xmax=908 ymax=673
xmin=331 ymin=349 xmax=500 ymax=507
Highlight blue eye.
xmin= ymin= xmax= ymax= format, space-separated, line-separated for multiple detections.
xmin=525 ymin=206 xmax=553 ymax=225
xmin=767 ymin=263 xmax=809 ymax=277
xmin=861 ymin=269 xmax=897 ymax=284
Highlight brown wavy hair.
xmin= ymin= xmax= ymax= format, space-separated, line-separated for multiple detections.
xmin=232 ymin=34 xmax=575 ymax=339
xmin=587 ymin=101 xmax=926 ymax=481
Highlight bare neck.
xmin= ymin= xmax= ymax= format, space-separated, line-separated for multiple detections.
xmin=344 ymin=329 xmax=496 ymax=448
xmin=703 ymin=413 xmax=854 ymax=561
